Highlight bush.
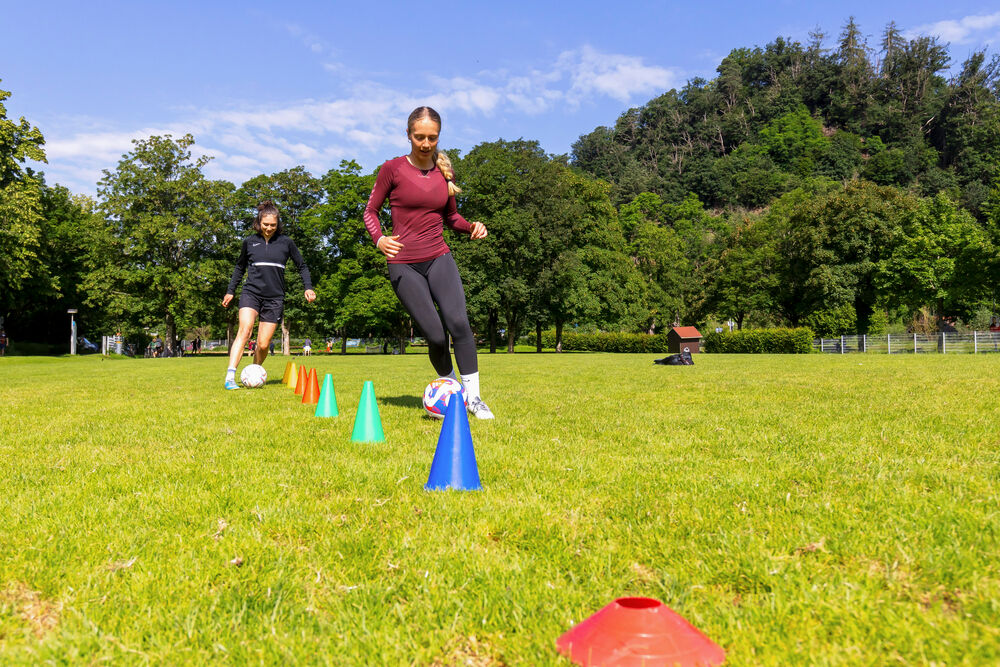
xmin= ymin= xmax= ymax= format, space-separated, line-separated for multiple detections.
xmin=866 ymin=309 xmax=889 ymax=335
xmin=703 ymin=328 xmax=814 ymax=353
xmin=803 ymin=304 xmax=857 ymax=337
xmin=540 ymin=330 xmax=671 ymax=353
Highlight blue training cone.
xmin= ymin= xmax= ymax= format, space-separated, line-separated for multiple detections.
xmin=425 ymin=391 xmax=481 ymax=491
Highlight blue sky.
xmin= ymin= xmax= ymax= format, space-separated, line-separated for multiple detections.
xmin=3 ymin=1 xmax=998 ymax=195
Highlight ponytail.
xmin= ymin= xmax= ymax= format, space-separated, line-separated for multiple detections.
xmin=435 ymin=151 xmax=462 ymax=196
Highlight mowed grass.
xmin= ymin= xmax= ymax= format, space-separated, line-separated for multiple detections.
xmin=0 ymin=352 xmax=998 ymax=665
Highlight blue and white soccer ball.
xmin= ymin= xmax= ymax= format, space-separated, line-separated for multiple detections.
xmin=240 ymin=364 xmax=267 ymax=388
xmin=422 ymin=377 xmax=467 ymax=419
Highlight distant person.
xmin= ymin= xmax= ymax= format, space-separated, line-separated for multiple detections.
xmin=364 ymin=106 xmax=493 ymax=418
xmin=303 ymin=338 xmax=312 ymax=356
xmin=194 ymin=336 xmax=201 ymax=354
xmin=222 ymin=200 xmax=316 ymax=390
xmin=326 ymin=339 xmax=332 ymax=354
xmin=248 ymin=339 xmax=256 ymax=357
xmin=0 ymin=329 xmax=7 ymax=357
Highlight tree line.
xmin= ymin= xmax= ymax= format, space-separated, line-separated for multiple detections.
xmin=2 ymin=19 xmax=1000 ymax=354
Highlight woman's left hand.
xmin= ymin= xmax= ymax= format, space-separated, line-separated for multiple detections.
xmin=305 ymin=290 xmax=317 ymax=303
xmin=470 ymin=221 xmax=488 ymax=239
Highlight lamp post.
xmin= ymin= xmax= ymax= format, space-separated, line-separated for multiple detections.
xmin=67 ymin=308 xmax=78 ymax=355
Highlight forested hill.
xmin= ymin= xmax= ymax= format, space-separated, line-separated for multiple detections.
xmin=571 ymin=18 xmax=1000 ymax=217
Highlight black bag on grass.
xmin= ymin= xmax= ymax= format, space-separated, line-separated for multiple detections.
xmin=654 ymin=351 xmax=693 ymax=366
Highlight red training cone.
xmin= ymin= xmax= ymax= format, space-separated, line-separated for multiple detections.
xmin=294 ymin=366 xmax=307 ymax=396
xmin=556 ymin=597 xmax=725 ymax=667
xmin=301 ymin=368 xmax=320 ymax=404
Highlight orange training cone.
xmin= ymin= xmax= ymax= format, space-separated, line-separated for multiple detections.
xmin=287 ymin=361 xmax=299 ymax=391
xmin=281 ymin=361 xmax=293 ymax=384
xmin=301 ymin=368 xmax=321 ymax=404
xmin=555 ymin=597 xmax=725 ymax=667
xmin=294 ymin=365 xmax=307 ymax=396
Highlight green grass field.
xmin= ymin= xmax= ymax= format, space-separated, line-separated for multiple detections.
xmin=1 ymin=353 xmax=998 ymax=665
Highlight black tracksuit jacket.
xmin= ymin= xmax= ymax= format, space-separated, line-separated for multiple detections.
xmin=227 ymin=233 xmax=313 ymax=299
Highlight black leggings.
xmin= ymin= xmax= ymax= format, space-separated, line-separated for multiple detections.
xmin=388 ymin=253 xmax=477 ymax=376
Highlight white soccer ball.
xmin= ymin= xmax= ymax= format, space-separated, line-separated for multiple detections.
xmin=422 ymin=377 xmax=467 ymax=419
xmin=240 ymin=364 xmax=267 ymax=388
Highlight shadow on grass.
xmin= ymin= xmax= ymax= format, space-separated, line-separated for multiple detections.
xmin=380 ymin=394 xmax=423 ymax=409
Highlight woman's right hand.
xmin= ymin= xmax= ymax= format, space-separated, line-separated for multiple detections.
xmin=377 ymin=235 xmax=404 ymax=259
xmin=222 ymin=293 xmax=234 ymax=307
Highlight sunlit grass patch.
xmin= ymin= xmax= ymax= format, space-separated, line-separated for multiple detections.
xmin=0 ymin=353 xmax=998 ymax=664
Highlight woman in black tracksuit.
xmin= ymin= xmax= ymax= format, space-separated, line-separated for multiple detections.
xmin=222 ymin=201 xmax=315 ymax=389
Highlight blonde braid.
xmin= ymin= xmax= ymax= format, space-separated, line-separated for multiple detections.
xmin=435 ymin=151 xmax=462 ymax=196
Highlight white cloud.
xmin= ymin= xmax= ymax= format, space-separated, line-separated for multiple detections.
xmin=908 ymin=11 xmax=1000 ymax=44
xmin=36 ymin=46 xmax=682 ymax=194
xmin=559 ymin=45 xmax=680 ymax=104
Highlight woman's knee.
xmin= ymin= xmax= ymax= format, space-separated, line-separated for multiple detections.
xmin=444 ymin=316 xmax=474 ymax=344
xmin=256 ymin=329 xmax=275 ymax=347
xmin=424 ymin=329 xmax=448 ymax=349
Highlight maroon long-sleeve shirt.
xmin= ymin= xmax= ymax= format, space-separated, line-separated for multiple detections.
xmin=364 ymin=156 xmax=472 ymax=264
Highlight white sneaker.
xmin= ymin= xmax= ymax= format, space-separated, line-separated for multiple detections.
xmin=467 ymin=396 xmax=495 ymax=420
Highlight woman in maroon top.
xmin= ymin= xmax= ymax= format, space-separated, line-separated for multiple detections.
xmin=364 ymin=106 xmax=494 ymax=419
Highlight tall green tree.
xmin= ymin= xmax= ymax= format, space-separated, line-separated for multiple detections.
xmin=879 ymin=193 xmax=993 ymax=322
xmin=703 ymin=213 xmax=778 ymax=329
xmin=455 ymin=140 xmax=552 ymax=352
xmin=619 ymin=193 xmax=687 ymax=331
xmin=775 ymin=180 xmax=916 ymax=331
xmin=27 ymin=182 xmax=103 ymax=343
xmin=534 ymin=168 xmax=632 ymax=348
xmin=87 ymin=134 xmax=236 ymax=355
xmin=0 ymin=83 xmax=50 ymax=332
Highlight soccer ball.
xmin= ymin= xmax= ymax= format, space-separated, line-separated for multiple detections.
xmin=422 ymin=377 xmax=467 ymax=419
xmin=240 ymin=364 xmax=267 ymax=388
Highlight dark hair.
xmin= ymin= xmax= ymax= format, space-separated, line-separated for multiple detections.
xmin=407 ymin=106 xmax=442 ymax=134
xmin=253 ymin=200 xmax=282 ymax=234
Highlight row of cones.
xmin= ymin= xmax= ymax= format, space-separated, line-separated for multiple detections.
xmin=283 ymin=361 xmax=340 ymax=416
xmin=279 ymin=362 xmax=722 ymax=665
xmin=281 ymin=361 xmax=384 ymax=442
xmin=281 ymin=360 xmax=480 ymax=491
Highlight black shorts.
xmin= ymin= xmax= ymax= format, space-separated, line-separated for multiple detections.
xmin=239 ymin=291 xmax=284 ymax=324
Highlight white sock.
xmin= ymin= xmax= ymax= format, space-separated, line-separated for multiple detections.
xmin=226 ymin=367 xmax=236 ymax=381
xmin=461 ymin=372 xmax=480 ymax=399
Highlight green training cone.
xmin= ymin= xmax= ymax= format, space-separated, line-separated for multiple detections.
xmin=351 ymin=380 xmax=385 ymax=442
xmin=315 ymin=373 xmax=339 ymax=418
